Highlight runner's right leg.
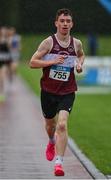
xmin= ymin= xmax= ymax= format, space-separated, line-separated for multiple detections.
xmin=45 ymin=118 xmax=56 ymax=161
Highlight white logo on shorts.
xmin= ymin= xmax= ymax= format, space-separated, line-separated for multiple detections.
xmin=68 ymin=107 xmax=71 ymax=111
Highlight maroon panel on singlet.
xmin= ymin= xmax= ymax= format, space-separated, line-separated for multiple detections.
xmin=40 ymin=35 xmax=77 ymax=95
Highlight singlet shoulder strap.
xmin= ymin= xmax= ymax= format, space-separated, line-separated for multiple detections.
xmin=70 ymin=36 xmax=74 ymax=46
xmin=51 ymin=34 xmax=58 ymax=44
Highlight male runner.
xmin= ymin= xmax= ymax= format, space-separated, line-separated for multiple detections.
xmin=29 ymin=8 xmax=85 ymax=176
xmin=0 ymin=27 xmax=11 ymax=101
xmin=8 ymin=27 xmax=21 ymax=79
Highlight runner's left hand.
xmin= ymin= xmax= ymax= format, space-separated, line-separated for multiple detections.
xmin=76 ymin=63 xmax=82 ymax=73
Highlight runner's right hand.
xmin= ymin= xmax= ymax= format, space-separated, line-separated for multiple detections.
xmin=54 ymin=55 xmax=65 ymax=65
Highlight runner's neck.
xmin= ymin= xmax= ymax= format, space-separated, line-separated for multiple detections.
xmin=55 ymin=33 xmax=70 ymax=48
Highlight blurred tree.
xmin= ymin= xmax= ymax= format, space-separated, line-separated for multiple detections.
xmin=0 ymin=0 xmax=111 ymax=34
xmin=0 ymin=0 xmax=20 ymax=28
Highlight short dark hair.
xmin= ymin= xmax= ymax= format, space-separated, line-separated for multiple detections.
xmin=55 ymin=8 xmax=73 ymax=20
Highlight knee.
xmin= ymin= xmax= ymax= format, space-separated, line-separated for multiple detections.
xmin=57 ymin=121 xmax=67 ymax=132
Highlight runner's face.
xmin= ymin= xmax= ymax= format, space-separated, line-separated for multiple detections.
xmin=55 ymin=14 xmax=73 ymax=35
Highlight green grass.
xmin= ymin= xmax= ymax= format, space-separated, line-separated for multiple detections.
xmin=98 ymin=35 xmax=111 ymax=56
xmin=19 ymin=63 xmax=42 ymax=95
xmin=19 ymin=34 xmax=111 ymax=175
xmin=21 ymin=34 xmax=49 ymax=61
xmin=69 ymin=94 xmax=111 ymax=175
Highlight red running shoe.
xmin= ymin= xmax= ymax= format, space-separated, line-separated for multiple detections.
xmin=54 ymin=164 xmax=64 ymax=176
xmin=46 ymin=142 xmax=55 ymax=161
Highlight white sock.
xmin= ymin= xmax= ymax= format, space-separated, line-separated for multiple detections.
xmin=55 ymin=155 xmax=63 ymax=165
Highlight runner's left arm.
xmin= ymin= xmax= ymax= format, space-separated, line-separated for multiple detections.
xmin=75 ymin=39 xmax=85 ymax=73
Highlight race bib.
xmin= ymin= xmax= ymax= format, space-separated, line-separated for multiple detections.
xmin=49 ymin=65 xmax=71 ymax=81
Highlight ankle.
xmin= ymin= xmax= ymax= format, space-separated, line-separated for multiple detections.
xmin=49 ymin=136 xmax=55 ymax=144
xmin=55 ymin=155 xmax=63 ymax=165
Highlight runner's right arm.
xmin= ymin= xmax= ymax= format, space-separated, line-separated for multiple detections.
xmin=29 ymin=37 xmax=64 ymax=68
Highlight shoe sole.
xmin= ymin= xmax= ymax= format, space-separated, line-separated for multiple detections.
xmin=46 ymin=157 xmax=54 ymax=161
xmin=55 ymin=169 xmax=64 ymax=176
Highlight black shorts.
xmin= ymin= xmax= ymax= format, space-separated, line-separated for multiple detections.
xmin=41 ymin=90 xmax=75 ymax=119
xmin=0 ymin=60 xmax=12 ymax=68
